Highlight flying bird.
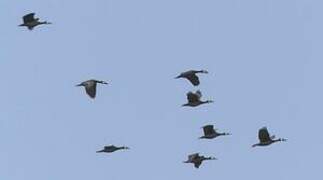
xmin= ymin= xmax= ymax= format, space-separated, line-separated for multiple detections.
xmin=76 ymin=79 xmax=108 ymax=99
xmin=96 ymin=145 xmax=129 ymax=153
xmin=199 ymin=125 xmax=231 ymax=139
xmin=182 ymin=90 xmax=213 ymax=107
xmin=19 ymin=13 xmax=51 ymax=30
xmin=252 ymin=127 xmax=286 ymax=147
xmin=183 ymin=153 xmax=216 ymax=168
xmin=175 ymin=70 xmax=208 ymax=86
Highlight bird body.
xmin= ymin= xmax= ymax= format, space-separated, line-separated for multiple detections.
xmin=183 ymin=153 xmax=216 ymax=168
xmin=182 ymin=90 xmax=213 ymax=107
xmin=19 ymin=13 xmax=51 ymax=30
xmin=175 ymin=70 xmax=208 ymax=86
xmin=199 ymin=125 xmax=230 ymax=139
xmin=76 ymin=79 xmax=108 ymax=99
xmin=252 ymin=127 xmax=286 ymax=147
xmin=96 ymin=145 xmax=129 ymax=153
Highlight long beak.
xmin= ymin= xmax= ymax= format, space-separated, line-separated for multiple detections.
xmin=76 ymin=83 xmax=83 ymax=87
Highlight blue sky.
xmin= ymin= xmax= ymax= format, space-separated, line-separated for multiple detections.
xmin=1 ymin=0 xmax=321 ymax=179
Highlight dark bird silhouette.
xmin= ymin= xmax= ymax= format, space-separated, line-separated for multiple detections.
xmin=96 ymin=145 xmax=129 ymax=153
xmin=76 ymin=79 xmax=108 ymax=99
xmin=182 ymin=90 xmax=213 ymax=107
xmin=252 ymin=127 xmax=286 ymax=147
xmin=175 ymin=70 xmax=208 ymax=86
xmin=199 ymin=125 xmax=231 ymax=139
xmin=19 ymin=13 xmax=51 ymax=30
xmin=183 ymin=153 xmax=216 ymax=168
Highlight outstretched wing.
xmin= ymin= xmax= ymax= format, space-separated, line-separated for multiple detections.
xmin=186 ymin=92 xmax=199 ymax=103
xmin=258 ymin=127 xmax=271 ymax=142
xmin=195 ymin=90 xmax=202 ymax=98
xmin=194 ymin=161 xmax=202 ymax=168
xmin=188 ymin=153 xmax=199 ymax=161
xmin=23 ymin=13 xmax=35 ymax=23
xmin=203 ymin=125 xmax=216 ymax=135
xmin=186 ymin=74 xmax=200 ymax=86
xmin=85 ymin=83 xmax=97 ymax=98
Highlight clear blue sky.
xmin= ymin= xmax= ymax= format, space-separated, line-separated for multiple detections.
xmin=0 ymin=0 xmax=321 ymax=179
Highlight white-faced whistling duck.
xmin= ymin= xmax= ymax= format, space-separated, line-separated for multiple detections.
xmin=175 ymin=70 xmax=208 ymax=86
xmin=252 ymin=127 xmax=286 ymax=147
xmin=96 ymin=145 xmax=129 ymax=153
xmin=19 ymin=13 xmax=51 ymax=30
xmin=199 ymin=125 xmax=231 ymax=139
xmin=183 ymin=153 xmax=216 ymax=168
xmin=182 ymin=90 xmax=213 ymax=107
xmin=76 ymin=79 xmax=108 ymax=99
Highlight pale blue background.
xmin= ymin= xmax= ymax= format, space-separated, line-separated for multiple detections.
xmin=0 ymin=0 xmax=320 ymax=179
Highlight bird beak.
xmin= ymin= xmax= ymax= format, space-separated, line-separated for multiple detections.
xmin=175 ymin=75 xmax=181 ymax=79
xmin=76 ymin=83 xmax=83 ymax=87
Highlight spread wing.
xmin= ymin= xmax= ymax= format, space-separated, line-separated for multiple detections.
xmin=188 ymin=153 xmax=199 ymax=161
xmin=203 ymin=125 xmax=216 ymax=135
xmin=194 ymin=161 xmax=202 ymax=168
xmin=186 ymin=74 xmax=200 ymax=86
xmin=85 ymin=83 xmax=97 ymax=98
xmin=104 ymin=145 xmax=115 ymax=150
xmin=258 ymin=127 xmax=271 ymax=142
xmin=23 ymin=13 xmax=35 ymax=23
xmin=187 ymin=92 xmax=199 ymax=103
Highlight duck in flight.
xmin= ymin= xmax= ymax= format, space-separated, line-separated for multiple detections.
xmin=252 ymin=127 xmax=286 ymax=147
xmin=199 ymin=125 xmax=231 ymax=139
xmin=182 ymin=90 xmax=213 ymax=107
xmin=96 ymin=145 xmax=129 ymax=153
xmin=175 ymin=70 xmax=208 ymax=86
xmin=183 ymin=153 xmax=216 ymax=168
xmin=19 ymin=13 xmax=51 ymax=30
xmin=76 ymin=79 xmax=108 ymax=99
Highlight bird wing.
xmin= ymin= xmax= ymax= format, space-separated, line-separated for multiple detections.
xmin=104 ymin=145 xmax=115 ymax=150
xmin=188 ymin=153 xmax=199 ymax=161
xmin=186 ymin=74 xmax=200 ymax=86
xmin=195 ymin=90 xmax=202 ymax=99
xmin=23 ymin=13 xmax=35 ymax=23
xmin=194 ymin=161 xmax=202 ymax=168
xmin=187 ymin=92 xmax=199 ymax=103
xmin=203 ymin=125 xmax=216 ymax=135
xmin=85 ymin=83 xmax=97 ymax=98
xmin=258 ymin=127 xmax=271 ymax=142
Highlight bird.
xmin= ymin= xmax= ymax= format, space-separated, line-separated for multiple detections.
xmin=175 ymin=70 xmax=208 ymax=86
xmin=252 ymin=127 xmax=286 ymax=147
xmin=183 ymin=153 xmax=216 ymax=168
xmin=76 ymin=79 xmax=108 ymax=99
xmin=96 ymin=145 xmax=129 ymax=153
xmin=182 ymin=90 xmax=213 ymax=107
xmin=199 ymin=125 xmax=231 ymax=139
xmin=19 ymin=13 xmax=51 ymax=30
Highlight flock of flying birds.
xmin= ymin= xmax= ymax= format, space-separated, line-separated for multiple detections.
xmin=19 ymin=13 xmax=287 ymax=169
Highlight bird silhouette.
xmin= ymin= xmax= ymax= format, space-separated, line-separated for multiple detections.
xmin=199 ymin=125 xmax=231 ymax=139
xmin=19 ymin=13 xmax=51 ymax=30
xmin=183 ymin=153 xmax=216 ymax=168
xmin=76 ymin=79 xmax=108 ymax=99
xmin=182 ymin=90 xmax=213 ymax=107
xmin=96 ymin=145 xmax=129 ymax=153
xmin=252 ymin=127 xmax=286 ymax=147
xmin=175 ymin=70 xmax=208 ymax=86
